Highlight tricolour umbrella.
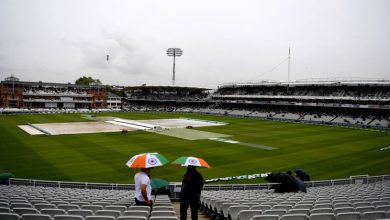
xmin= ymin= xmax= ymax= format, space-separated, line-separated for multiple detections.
xmin=172 ymin=156 xmax=210 ymax=168
xmin=126 ymin=152 xmax=169 ymax=168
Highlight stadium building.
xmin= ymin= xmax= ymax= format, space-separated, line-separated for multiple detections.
xmin=124 ymin=80 xmax=390 ymax=129
xmin=0 ymin=76 xmax=108 ymax=109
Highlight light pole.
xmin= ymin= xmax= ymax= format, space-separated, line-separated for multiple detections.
xmin=166 ymin=48 xmax=183 ymax=86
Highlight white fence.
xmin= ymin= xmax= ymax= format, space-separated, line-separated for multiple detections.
xmin=7 ymin=174 xmax=390 ymax=199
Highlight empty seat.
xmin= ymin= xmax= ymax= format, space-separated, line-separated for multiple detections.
xmin=262 ymin=202 xmax=278 ymax=207
xmin=0 ymin=202 xmax=10 ymax=208
xmin=294 ymin=205 xmax=313 ymax=210
xmin=238 ymin=210 xmax=262 ymax=220
xmin=128 ymin=206 xmax=150 ymax=213
xmin=280 ymin=214 xmax=308 ymax=220
xmin=40 ymin=208 xmax=66 ymax=217
xmin=371 ymin=201 xmax=389 ymax=207
xmin=0 ymin=213 xmax=20 ymax=220
xmin=355 ymin=206 xmax=375 ymax=213
xmin=334 ymin=212 xmax=360 ymax=220
xmin=334 ymin=207 xmax=355 ymax=214
xmin=21 ymin=214 xmax=51 ymax=220
xmin=250 ymin=214 xmax=279 ymax=220
xmin=376 ymin=205 xmax=390 ymax=212
xmin=0 ymin=207 xmax=11 ymax=213
xmin=308 ymin=213 xmax=334 ymax=220
xmin=51 ymin=201 xmax=69 ymax=206
xmin=361 ymin=211 xmax=386 ymax=220
xmin=235 ymin=200 xmax=250 ymax=204
xmin=81 ymin=205 xmax=104 ymax=213
xmin=263 ymin=209 xmax=287 ymax=217
xmin=221 ymin=203 xmax=240 ymax=218
xmin=34 ymin=204 xmax=57 ymax=210
xmin=92 ymin=202 xmax=111 ymax=208
xmin=67 ymin=209 xmax=94 ymax=218
xmin=313 ymin=204 xmax=332 ymax=209
xmin=149 ymin=217 xmax=177 ymax=220
xmin=71 ymin=202 xmax=90 ymax=207
xmin=85 ymin=216 xmax=115 ymax=220
xmin=11 ymin=203 xmax=33 ymax=209
xmin=12 ymin=208 xmax=38 ymax=216
xmin=123 ymin=210 xmax=149 ymax=218
xmin=29 ymin=200 xmax=47 ymax=205
xmin=150 ymin=211 xmax=176 ymax=217
xmin=228 ymin=205 xmax=250 ymax=220
xmin=310 ymin=208 xmax=333 ymax=214
xmin=353 ymin=202 xmax=371 ymax=207
xmin=153 ymin=202 xmax=172 ymax=207
xmin=112 ymin=202 xmax=131 ymax=208
xmin=252 ymin=205 xmax=272 ymax=211
xmin=151 ymin=206 xmax=174 ymax=211
xmin=0 ymin=200 xmax=9 ymax=205
xmin=57 ymin=204 xmax=80 ymax=211
xmin=53 ymin=215 xmax=84 ymax=220
xmin=333 ymin=203 xmax=353 ymax=208
xmin=288 ymin=209 xmax=310 ymax=215
xmin=117 ymin=217 xmax=147 ymax=220
xmin=214 ymin=201 xmax=233 ymax=215
xmin=273 ymin=205 xmax=293 ymax=210
xmin=243 ymin=203 xmax=260 ymax=208
xmin=105 ymin=205 xmax=127 ymax=214
xmin=95 ymin=210 xmax=121 ymax=218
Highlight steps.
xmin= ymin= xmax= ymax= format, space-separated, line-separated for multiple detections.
xmin=172 ymin=202 xmax=212 ymax=220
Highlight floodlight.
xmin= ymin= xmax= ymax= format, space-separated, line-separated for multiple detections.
xmin=167 ymin=48 xmax=183 ymax=85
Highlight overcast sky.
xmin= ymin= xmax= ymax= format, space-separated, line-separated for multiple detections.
xmin=0 ymin=0 xmax=389 ymax=88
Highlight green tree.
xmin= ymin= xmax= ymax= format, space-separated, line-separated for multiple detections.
xmin=105 ymin=85 xmax=125 ymax=97
xmin=75 ymin=76 xmax=102 ymax=85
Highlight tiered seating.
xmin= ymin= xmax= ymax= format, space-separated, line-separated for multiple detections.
xmin=0 ymin=185 xmax=178 ymax=220
xmin=201 ymin=180 xmax=390 ymax=220
xmin=149 ymin=195 xmax=177 ymax=220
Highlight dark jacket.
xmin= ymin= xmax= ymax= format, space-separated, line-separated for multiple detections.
xmin=180 ymin=167 xmax=204 ymax=198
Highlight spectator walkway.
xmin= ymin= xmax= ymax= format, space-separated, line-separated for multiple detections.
xmin=172 ymin=202 xmax=212 ymax=220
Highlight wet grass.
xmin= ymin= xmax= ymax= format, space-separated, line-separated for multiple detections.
xmin=0 ymin=112 xmax=389 ymax=184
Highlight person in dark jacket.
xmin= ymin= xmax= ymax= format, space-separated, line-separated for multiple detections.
xmin=180 ymin=165 xmax=204 ymax=220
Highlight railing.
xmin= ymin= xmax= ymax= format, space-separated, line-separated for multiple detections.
xmin=7 ymin=174 xmax=390 ymax=198
xmin=8 ymin=178 xmax=135 ymax=190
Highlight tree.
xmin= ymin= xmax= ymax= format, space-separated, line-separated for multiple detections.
xmin=75 ymin=76 xmax=102 ymax=85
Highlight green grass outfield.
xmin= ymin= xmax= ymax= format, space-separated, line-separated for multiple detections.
xmin=0 ymin=112 xmax=389 ymax=184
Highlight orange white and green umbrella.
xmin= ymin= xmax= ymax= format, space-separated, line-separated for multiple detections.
xmin=126 ymin=152 xmax=169 ymax=168
xmin=172 ymin=156 xmax=210 ymax=168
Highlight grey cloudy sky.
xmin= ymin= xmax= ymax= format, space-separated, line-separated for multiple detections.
xmin=0 ymin=0 xmax=389 ymax=88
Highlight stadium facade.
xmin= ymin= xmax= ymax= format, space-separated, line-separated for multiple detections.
xmin=0 ymin=76 xmax=108 ymax=109
xmin=125 ymin=80 xmax=390 ymax=129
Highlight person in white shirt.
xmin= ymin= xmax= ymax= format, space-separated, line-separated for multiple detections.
xmin=134 ymin=168 xmax=153 ymax=206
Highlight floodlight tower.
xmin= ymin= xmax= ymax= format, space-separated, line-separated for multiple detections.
xmin=166 ymin=48 xmax=183 ymax=86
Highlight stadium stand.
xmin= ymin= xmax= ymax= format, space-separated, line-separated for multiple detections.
xmin=2 ymin=77 xmax=389 ymax=130
xmin=2 ymin=176 xmax=389 ymax=220
xmin=0 ymin=76 xmax=108 ymax=110
xmin=123 ymin=80 xmax=390 ymax=130
xmin=200 ymin=179 xmax=390 ymax=220
xmin=0 ymin=185 xmax=180 ymax=220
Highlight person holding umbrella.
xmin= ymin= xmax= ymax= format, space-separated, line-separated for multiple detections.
xmin=172 ymin=156 xmax=210 ymax=220
xmin=126 ymin=152 xmax=169 ymax=207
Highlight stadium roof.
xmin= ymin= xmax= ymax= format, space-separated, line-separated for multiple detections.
xmin=125 ymin=85 xmax=211 ymax=91
xmin=1 ymin=78 xmax=103 ymax=89
xmin=219 ymin=79 xmax=390 ymax=88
